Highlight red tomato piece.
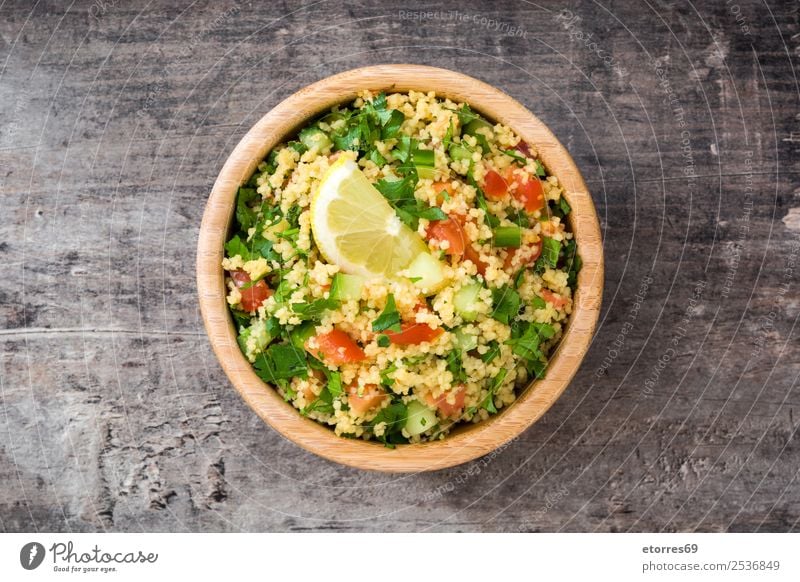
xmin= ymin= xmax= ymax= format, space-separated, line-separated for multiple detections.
xmin=347 ymin=384 xmax=387 ymax=415
xmin=464 ymin=244 xmax=489 ymax=276
xmin=506 ymin=169 xmax=544 ymax=213
xmin=304 ymin=329 xmax=366 ymax=365
xmin=426 ymin=215 xmax=467 ymax=257
xmin=425 ymin=385 xmax=466 ymax=418
xmin=450 ymin=213 xmax=489 ymax=276
xmin=384 ymin=322 xmax=444 ymax=345
xmin=540 ymin=288 xmax=569 ymax=309
xmin=230 ymin=270 xmax=273 ymax=313
xmin=432 ymin=181 xmax=455 ymax=204
xmin=503 ymin=241 xmax=542 ymax=272
xmin=482 ymin=169 xmax=508 ymax=200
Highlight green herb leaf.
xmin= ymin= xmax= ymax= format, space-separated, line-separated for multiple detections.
xmin=372 ymin=294 xmax=402 ymax=333
xmin=445 ymin=349 xmax=468 ymax=383
xmin=506 ymin=323 xmax=553 ymax=360
xmin=380 ymin=362 xmax=398 ymax=387
xmin=417 ymin=206 xmax=448 ymax=221
xmin=503 ymin=149 xmax=527 ymax=164
xmin=491 ymin=285 xmax=521 ymax=324
xmin=379 ymin=109 xmax=405 ymax=140
xmin=235 ymin=187 xmax=259 ymax=232
xmin=481 ymin=340 xmax=501 ymax=363
xmin=541 ymin=237 xmax=561 ymax=268
xmin=291 ymin=298 xmax=340 ymax=321
xmin=377 ymin=334 xmax=390 ymax=348
xmin=225 ymin=235 xmax=252 ymax=262
xmin=370 ymin=401 xmax=409 ymax=447
xmin=253 ymin=343 xmax=307 ymax=384
xmin=375 ymin=176 xmax=417 ymax=202
xmin=303 ymin=386 xmax=334 ymax=415
xmin=443 ymin=118 xmax=454 ymax=150
xmin=481 ymin=368 xmax=508 ymax=414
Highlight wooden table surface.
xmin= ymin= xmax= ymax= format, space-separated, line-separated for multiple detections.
xmin=2 ymin=0 xmax=798 ymax=532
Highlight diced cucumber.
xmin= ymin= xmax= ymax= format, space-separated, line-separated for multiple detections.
xmin=453 ymin=282 xmax=483 ymax=321
xmin=289 ymin=321 xmax=317 ymax=350
xmin=453 ymin=327 xmax=478 ymax=351
xmin=329 ymin=273 xmax=364 ymax=301
xmin=299 ymin=126 xmax=332 ymax=152
xmin=448 ymin=143 xmax=472 ymax=162
xmin=463 ymin=117 xmax=494 ymax=138
xmin=405 ymin=400 xmax=438 ymax=436
xmin=412 ymin=147 xmax=436 ymax=180
xmin=241 ymin=318 xmax=275 ymax=361
xmin=237 ymin=326 xmax=251 ymax=354
xmin=406 ymin=252 xmax=447 ymax=295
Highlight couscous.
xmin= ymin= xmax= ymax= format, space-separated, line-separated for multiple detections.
xmin=222 ymin=91 xmax=581 ymax=445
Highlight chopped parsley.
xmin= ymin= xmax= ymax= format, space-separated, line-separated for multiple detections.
xmin=369 ymin=400 xmax=408 ymax=447
xmin=372 ymin=294 xmax=402 ymax=333
xmin=253 ymin=343 xmax=307 ymax=384
xmin=540 ymin=237 xmax=561 ymax=268
xmin=480 ymin=368 xmax=508 ymax=413
xmin=490 ymin=285 xmax=521 ymax=324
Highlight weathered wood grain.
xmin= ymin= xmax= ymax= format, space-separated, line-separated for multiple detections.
xmin=1 ymin=0 xmax=799 ymax=532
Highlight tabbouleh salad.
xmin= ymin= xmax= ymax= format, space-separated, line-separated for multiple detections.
xmin=222 ymin=90 xmax=581 ymax=445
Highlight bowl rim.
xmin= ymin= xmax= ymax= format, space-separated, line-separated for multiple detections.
xmin=197 ymin=64 xmax=604 ymax=473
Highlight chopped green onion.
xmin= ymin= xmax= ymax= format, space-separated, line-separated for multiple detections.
xmin=493 ymin=226 xmax=522 ymax=248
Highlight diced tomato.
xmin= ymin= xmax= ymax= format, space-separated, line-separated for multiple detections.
xmin=304 ymin=329 xmax=366 ymax=365
xmin=432 ymin=181 xmax=456 ymax=204
xmin=384 ymin=322 xmax=444 ymax=345
xmin=506 ymin=169 xmax=544 ymax=213
xmin=347 ymin=383 xmax=387 ymax=415
xmin=482 ymin=169 xmax=508 ymax=200
xmin=449 ymin=213 xmax=489 ymax=276
xmin=230 ymin=270 xmax=273 ymax=313
xmin=464 ymin=244 xmax=489 ymax=277
xmin=540 ymin=288 xmax=569 ymax=309
xmin=515 ymin=141 xmax=532 ymax=157
xmin=426 ymin=215 xmax=467 ymax=257
xmin=503 ymin=241 xmax=542 ymax=271
xmin=425 ymin=385 xmax=466 ymax=418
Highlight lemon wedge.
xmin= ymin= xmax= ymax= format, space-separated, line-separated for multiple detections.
xmin=310 ymin=157 xmax=431 ymax=280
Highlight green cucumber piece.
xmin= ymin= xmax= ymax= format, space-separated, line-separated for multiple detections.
xmin=299 ymin=126 xmax=332 ymax=152
xmin=329 ymin=273 xmax=364 ymax=301
xmin=463 ymin=117 xmax=494 ymax=137
xmin=453 ymin=327 xmax=478 ymax=352
xmin=448 ymin=143 xmax=472 ymax=162
xmin=241 ymin=319 xmax=275 ymax=361
xmin=289 ymin=321 xmax=317 ymax=350
xmin=412 ymin=147 xmax=436 ymax=180
xmin=453 ymin=282 xmax=483 ymax=321
xmin=405 ymin=400 xmax=438 ymax=436
xmin=406 ymin=252 xmax=446 ymax=295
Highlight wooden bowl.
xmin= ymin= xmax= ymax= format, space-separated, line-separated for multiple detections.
xmin=197 ymin=65 xmax=603 ymax=472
